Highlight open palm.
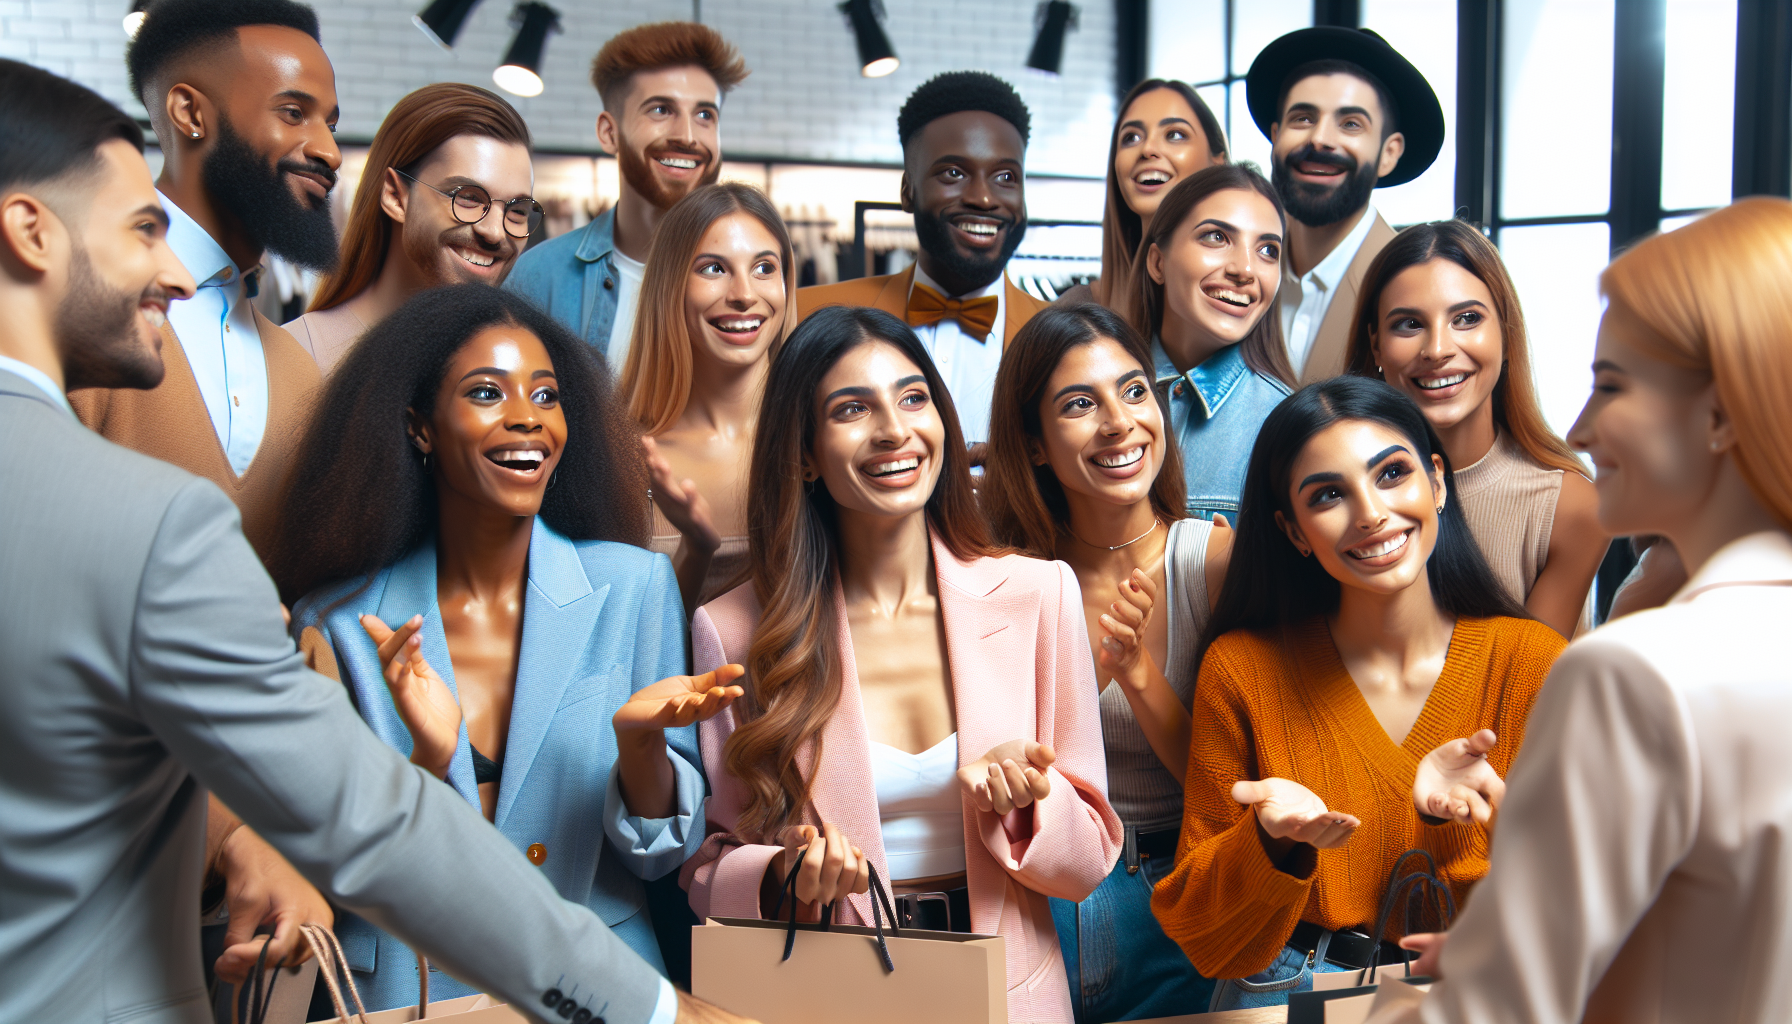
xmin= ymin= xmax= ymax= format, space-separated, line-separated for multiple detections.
xmin=613 ymin=664 xmax=747 ymax=734
xmin=361 ymin=614 xmax=461 ymax=779
xmin=1414 ymin=729 xmax=1504 ymax=825
xmin=1232 ymin=778 xmax=1360 ymax=849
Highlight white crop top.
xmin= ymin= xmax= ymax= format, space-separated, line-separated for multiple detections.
xmin=869 ymin=733 xmax=966 ymax=881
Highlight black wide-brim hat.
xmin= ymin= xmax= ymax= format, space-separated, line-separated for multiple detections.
xmin=1244 ymin=26 xmax=1444 ymax=187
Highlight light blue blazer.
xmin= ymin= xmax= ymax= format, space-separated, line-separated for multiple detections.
xmin=290 ymin=519 xmax=704 ymax=1010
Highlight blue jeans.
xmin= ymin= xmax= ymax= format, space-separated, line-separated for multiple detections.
xmin=1050 ymin=853 xmax=1214 ymax=1023
xmin=1206 ymin=937 xmax=1353 ymax=1011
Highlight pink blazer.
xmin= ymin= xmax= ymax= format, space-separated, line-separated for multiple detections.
xmin=681 ymin=533 xmax=1123 ymax=1023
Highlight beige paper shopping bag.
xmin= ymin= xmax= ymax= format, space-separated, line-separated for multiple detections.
xmin=692 ymin=916 xmax=1007 ymax=1024
xmin=300 ymin=924 xmax=528 ymax=1024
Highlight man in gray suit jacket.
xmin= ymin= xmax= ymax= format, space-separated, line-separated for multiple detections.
xmin=0 ymin=60 xmax=748 ymax=1024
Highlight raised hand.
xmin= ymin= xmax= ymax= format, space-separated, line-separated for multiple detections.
xmin=644 ymin=436 xmax=721 ymax=555
xmin=772 ymin=822 xmax=869 ymax=908
xmin=958 ymin=739 xmax=1054 ymax=815
xmin=613 ymin=664 xmax=746 ymax=735
xmin=1231 ymin=778 xmax=1360 ymax=849
xmin=1097 ymin=568 xmax=1157 ymax=690
xmin=1414 ymin=729 xmax=1504 ymax=826
xmin=360 ymin=614 xmax=460 ymax=779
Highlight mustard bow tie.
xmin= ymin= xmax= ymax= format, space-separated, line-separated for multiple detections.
xmin=906 ymin=282 xmax=999 ymax=338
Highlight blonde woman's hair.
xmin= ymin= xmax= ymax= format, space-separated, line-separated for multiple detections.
xmin=618 ymin=182 xmax=796 ymax=435
xmin=1601 ymin=197 xmax=1792 ymax=527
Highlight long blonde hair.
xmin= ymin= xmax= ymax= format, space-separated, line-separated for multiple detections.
xmin=618 ymin=182 xmax=796 ymax=434
xmin=1344 ymin=219 xmax=1584 ymax=476
xmin=1601 ymin=197 xmax=1792 ymax=527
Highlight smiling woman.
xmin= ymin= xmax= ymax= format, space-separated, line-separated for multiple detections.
xmin=681 ymin=306 xmax=1122 ymax=1024
xmin=619 ymin=182 xmax=796 ymax=614
xmin=274 ymin=285 xmax=741 ymax=1009
xmin=1343 ymin=221 xmax=1606 ymax=637
xmin=1126 ymin=164 xmax=1297 ymax=522
xmin=1149 ymin=375 xmax=1566 ymax=1011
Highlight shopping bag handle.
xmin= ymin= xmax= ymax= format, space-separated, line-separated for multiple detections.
xmin=777 ymin=850 xmax=900 ymax=973
xmin=234 ymin=934 xmax=282 ymax=1024
xmin=1363 ymin=852 xmax=1457 ymax=984
xmin=300 ymin=924 xmax=440 ymax=1021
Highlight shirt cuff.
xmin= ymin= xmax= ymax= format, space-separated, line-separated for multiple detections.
xmin=647 ymin=977 xmax=677 ymax=1024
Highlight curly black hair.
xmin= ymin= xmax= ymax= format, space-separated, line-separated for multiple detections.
xmin=896 ymin=70 xmax=1031 ymax=148
xmin=126 ymin=0 xmax=320 ymax=104
xmin=270 ymin=285 xmax=650 ymax=603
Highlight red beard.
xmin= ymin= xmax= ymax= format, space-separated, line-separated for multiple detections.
xmin=618 ymin=136 xmax=720 ymax=210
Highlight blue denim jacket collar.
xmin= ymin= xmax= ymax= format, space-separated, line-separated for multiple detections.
xmin=1153 ymin=336 xmax=1252 ymax=421
xmin=572 ymin=207 xmax=616 ymax=264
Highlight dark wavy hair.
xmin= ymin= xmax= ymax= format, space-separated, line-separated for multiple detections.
xmin=981 ymin=303 xmax=1187 ymax=558
xmin=272 ymin=285 xmax=649 ymax=602
xmin=1196 ymin=375 xmax=1526 ymax=668
xmin=725 ymin=305 xmax=1000 ymax=836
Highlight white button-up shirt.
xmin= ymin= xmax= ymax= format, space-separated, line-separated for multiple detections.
xmin=160 ymin=191 xmax=266 ymax=476
xmin=908 ymin=263 xmax=1006 ymax=446
xmin=1278 ymin=203 xmax=1378 ymax=378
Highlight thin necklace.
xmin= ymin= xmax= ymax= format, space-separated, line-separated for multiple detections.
xmin=1073 ymin=518 xmax=1161 ymax=551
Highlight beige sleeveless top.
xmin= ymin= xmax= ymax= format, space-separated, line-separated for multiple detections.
xmin=1454 ymin=430 xmax=1563 ymax=608
xmin=649 ymin=503 xmax=749 ymax=610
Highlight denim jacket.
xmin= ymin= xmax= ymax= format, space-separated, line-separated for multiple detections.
xmin=1154 ymin=337 xmax=1292 ymax=522
xmin=505 ymin=207 xmax=620 ymax=350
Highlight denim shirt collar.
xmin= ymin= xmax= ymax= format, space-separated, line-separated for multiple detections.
xmin=1153 ymin=335 xmax=1251 ymax=420
xmin=572 ymin=206 xmax=617 ymax=264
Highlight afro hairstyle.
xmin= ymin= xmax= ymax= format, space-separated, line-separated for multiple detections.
xmin=590 ymin=21 xmax=749 ymax=113
xmin=127 ymin=0 xmax=320 ymax=105
xmin=897 ymin=71 xmax=1031 ymax=149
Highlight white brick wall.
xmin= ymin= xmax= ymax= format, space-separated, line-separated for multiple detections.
xmin=6 ymin=0 xmax=1117 ymax=178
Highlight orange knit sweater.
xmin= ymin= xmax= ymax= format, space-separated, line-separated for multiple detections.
xmin=1150 ymin=615 xmax=1566 ymax=979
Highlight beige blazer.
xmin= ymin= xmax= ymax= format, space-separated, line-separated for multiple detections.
xmin=1299 ymin=210 xmax=1398 ymax=385
xmin=681 ymin=532 xmax=1123 ymax=1024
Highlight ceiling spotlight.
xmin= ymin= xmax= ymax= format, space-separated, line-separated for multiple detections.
xmin=492 ymin=2 xmax=560 ymax=98
xmin=413 ymin=0 xmax=482 ymax=50
xmin=1025 ymin=1 xmax=1080 ymax=76
xmin=122 ymin=0 xmax=152 ymax=39
xmin=839 ymin=0 xmax=899 ymax=79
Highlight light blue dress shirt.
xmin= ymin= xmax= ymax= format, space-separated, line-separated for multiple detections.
xmin=159 ymin=191 xmax=266 ymax=475
xmin=0 ymin=354 xmax=72 ymax=415
xmin=1153 ymin=337 xmax=1292 ymax=522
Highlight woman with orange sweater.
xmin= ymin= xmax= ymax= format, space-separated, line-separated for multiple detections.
xmin=1150 ymin=375 xmax=1566 ymax=1011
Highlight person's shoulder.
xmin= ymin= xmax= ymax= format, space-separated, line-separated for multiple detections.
xmin=695 ymin=580 xmax=761 ymax=658
xmin=290 ymin=569 xmax=385 ymax=632
xmin=507 ymin=223 xmax=593 ymax=286
xmin=797 ymin=274 xmax=896 ymax=314
xmin=7 ymin=392 xmax=201 ymax=510
xmin=571 ymin=537 xmax=673 ymax=587
xmin=1005 ymin=277 xmax=1052 ymax=321
xmin=1468 ymin=614 xmax=1571 ymax=687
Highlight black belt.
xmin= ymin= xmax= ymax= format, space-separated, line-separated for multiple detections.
xmin=1288 ymin=920 xmax=1413 ymax=972
xmin=893 ymin=885 xmax=971 ymax=933
xmin=1124 ymin=824 xmax=1179 ymax=873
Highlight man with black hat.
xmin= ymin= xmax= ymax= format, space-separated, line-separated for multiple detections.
xmin=1245 ymin=26 xmax=1444 ymax=385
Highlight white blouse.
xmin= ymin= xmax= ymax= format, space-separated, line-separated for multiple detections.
xmin=869 ymin=733 xmax=965 ymax=881
xmin=1385 ymin=530 xmax=1792 ymax=1024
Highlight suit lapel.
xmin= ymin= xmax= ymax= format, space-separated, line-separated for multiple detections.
xmin=1002 ymin=276 xmax=1043 ymax=350
xmin=875 ymin=265 xmax=916 ymax=320
xmin=495 ymin=521 xmax=609 ymax=828
xmin=1302 ymin=211 xmax=1396 ymax=384
xmin=367 ymin=541 xmax=482 ymax=807
xmin=932 ymin=535 xmax=1040 ymax=773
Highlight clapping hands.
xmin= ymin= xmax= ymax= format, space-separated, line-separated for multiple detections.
xmin=958 ymin=739 xmax=1055 ymax=815
xmin=1096 ymin=569 xmax=1156 ymax=690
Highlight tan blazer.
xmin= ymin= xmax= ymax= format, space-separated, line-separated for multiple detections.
xmin=796 ymin=264 xmax=1051 ymax=349
xmin=681 ymin=532 xmax=1123 ymax=1024
xmin=69 ymin=309 xmax=320 ymax=563
xmin=1299 ymin=210 xmax=1398 ymax=385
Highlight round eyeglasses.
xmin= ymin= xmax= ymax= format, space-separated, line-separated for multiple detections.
xmin=396 ymin=168 xmax=545 ymax=239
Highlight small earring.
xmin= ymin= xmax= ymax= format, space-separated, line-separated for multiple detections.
xmin=547 ymin=470 xmax=558 ymax=489
xmin=1435 ymin=504 xmax=1445 ymax=515
xmin=191 ymin=131 xmax=200 ymax=138
xmin=1711 ymin=440 xmax=1722 ymax=452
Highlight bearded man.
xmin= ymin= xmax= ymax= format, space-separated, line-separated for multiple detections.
xmin=70 ymin=0 xmax=341 ymax=563
xmin=506 ymin=21 xmax=748 ymax=368
xmin=1244 ymin=27 xmax=1444 ymax=384
xmin=796 ymin=71 xmax=1051 ymax=447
